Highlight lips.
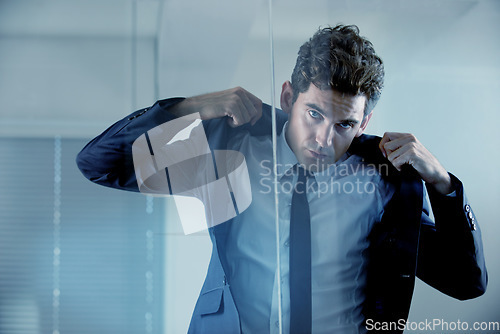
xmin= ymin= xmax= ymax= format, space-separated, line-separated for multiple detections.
xmin=308 ymin=149 xmax=328 ymax=159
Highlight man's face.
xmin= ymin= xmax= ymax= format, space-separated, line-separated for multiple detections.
xmin=281 ymin=81 xmax=371 ymax=172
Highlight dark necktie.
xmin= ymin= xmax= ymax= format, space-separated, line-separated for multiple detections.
xmin=289 ymin=165 xmax=312 ymax=334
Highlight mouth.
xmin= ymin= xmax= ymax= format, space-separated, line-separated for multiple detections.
xmin=308 ymin=149 xmax=328 ymax=159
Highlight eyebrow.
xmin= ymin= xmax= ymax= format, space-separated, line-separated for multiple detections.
xmin=305 ymin=103 xmax=360 ymax=124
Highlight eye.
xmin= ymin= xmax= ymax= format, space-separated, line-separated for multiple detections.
xmin=337 ymin=121 xmax=354 ymax=130
xmin=308 ymin=110 xmax=322 ymax=120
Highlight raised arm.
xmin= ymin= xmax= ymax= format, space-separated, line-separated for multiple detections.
xmin=76 ymin=87 xmax=262 ymax=192
xmin=378 ymin=131 xmax=487 ymax=299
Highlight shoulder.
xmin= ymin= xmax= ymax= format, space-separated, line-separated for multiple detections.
xmin=348 ymin=134 xmax=401 ymax=184
xmin=348 ymin=134 xmax=382 ymax=157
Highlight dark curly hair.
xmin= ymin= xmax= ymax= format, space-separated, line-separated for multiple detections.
xmin=291 ymin=25 xmax=384 ymax=115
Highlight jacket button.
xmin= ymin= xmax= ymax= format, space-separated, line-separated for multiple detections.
xmin=468 ymin=212 xmax=473 ymax=220
xmin=465 ymin=204 xmax=471 ymax=212
xmin=471 ymin=222 xmax=477 ymax=231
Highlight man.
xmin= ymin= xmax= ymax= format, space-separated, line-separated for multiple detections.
xmin=77 ymin=25 xmax=487 ymax=333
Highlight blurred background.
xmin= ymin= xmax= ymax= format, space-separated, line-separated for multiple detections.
xmin=0 ymin=0 xmax=499 ymax=333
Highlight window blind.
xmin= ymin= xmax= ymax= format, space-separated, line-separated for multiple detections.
xmin=0 ymin=137 xmax=165 ymax=334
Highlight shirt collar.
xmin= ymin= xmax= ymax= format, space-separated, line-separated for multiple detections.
xmin=276 ymin=122 xmax=298 ymax=179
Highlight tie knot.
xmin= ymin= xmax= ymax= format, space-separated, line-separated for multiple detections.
xmin=296 ymin=165 xmax=312 ymax=181
xmin=294 ymin=165 xmax=312 ymax=194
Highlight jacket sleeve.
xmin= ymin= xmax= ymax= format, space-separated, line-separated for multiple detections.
xmin=416 ymin=173 xmax=487 ymax=300
xmin=76 ymin=98 xmax=185 ymax=192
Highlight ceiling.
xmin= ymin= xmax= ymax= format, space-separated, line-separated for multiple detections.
xmin=0 ymin=0 xmax=161 ymax=38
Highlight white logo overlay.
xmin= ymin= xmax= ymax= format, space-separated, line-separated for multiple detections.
xmin=132 ymin=113 xmax=252 ymax=234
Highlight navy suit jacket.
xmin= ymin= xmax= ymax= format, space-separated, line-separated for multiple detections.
xmin=77 ymin=98 xmax=487 ymax=333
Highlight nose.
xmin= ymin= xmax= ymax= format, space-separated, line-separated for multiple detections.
xmin=315 ymin=124 xmax=334 ymax=149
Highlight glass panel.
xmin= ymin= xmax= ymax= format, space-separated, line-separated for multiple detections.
xmin=156 ymin=1 xmax=276 ymax=333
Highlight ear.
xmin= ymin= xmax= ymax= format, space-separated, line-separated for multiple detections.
xmin=280 ymin=81 xmax=294 ymax=114
xmin=355 ymin=111 xmax=373 ymax=137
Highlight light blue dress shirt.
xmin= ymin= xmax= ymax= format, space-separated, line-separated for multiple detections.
xmin=224 ymin=123 xmax=394 ymax=334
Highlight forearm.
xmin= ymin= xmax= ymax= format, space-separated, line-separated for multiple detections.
xmin=416 ymin=174 xmax=487 ymax=299
xmin=424 ymin=168 xmax=453 ymax=195
xmin=168 ymin=97 xmax=200 ymax=118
